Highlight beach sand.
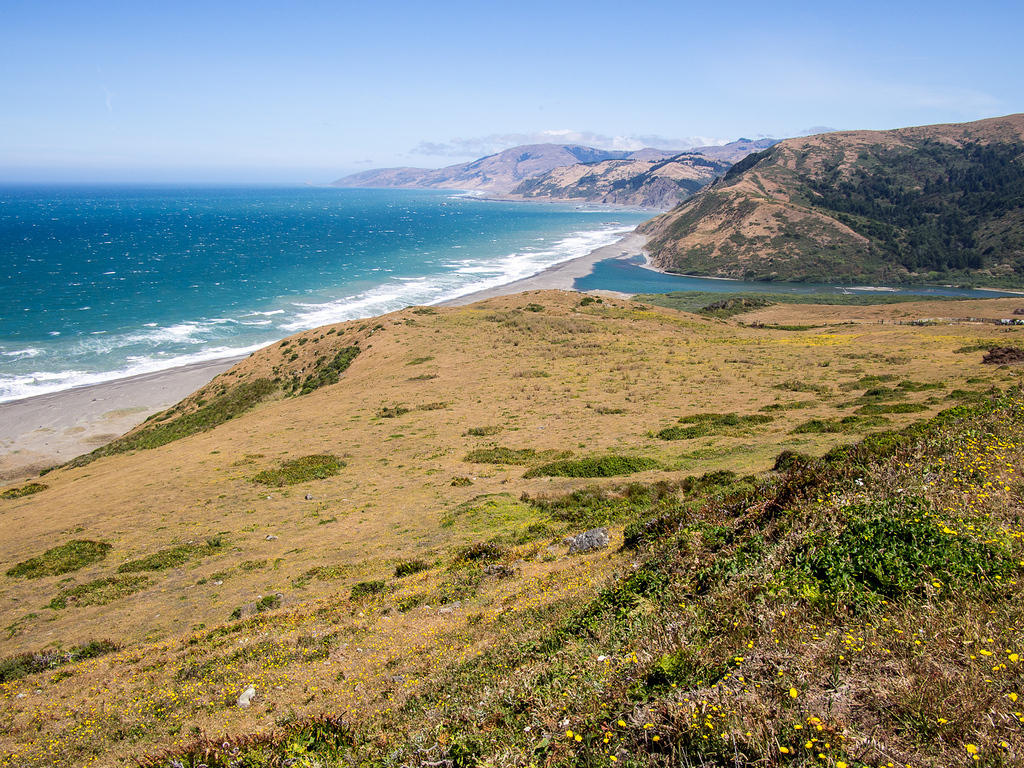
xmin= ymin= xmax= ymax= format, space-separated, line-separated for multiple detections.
xmin=0 ymin=233 xmax=647 ymax=480
xmin=0 ymin=357 xmax=243 ymax=480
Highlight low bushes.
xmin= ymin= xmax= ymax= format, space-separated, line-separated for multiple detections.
xmin=48 ymin=575 xmax=150 ymax=609
xmin=350 ymin=580 xmax=387 ymax=599
xmin=0 ymin=639 xmax=119 ymax=683
xmin=117 ymin=537 xmax=224 ymax=573
xmin=295 ymin=346 xmax=360 ymax=396
xmin=6 ymin=540 xmax=112 ymax=579
xmin=394 ymin=559 xmax=430 ymax=578
xmin=523 ymin=455 xmax=659 ymax=479
xmin=253 ymin=455 xmax=344 ymax=486
xmin=656 ymin=412 xmax=772 ymax=441
xmin=1 ymin=482 xmax=47 ymax=499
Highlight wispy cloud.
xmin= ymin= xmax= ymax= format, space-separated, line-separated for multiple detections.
xmin=410 ymin=129 xmax=732 ymax=158
xmin=101 ymin=85 xmax=114 ymax=113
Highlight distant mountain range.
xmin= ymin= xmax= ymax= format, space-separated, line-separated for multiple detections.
xmin=640 ymin=114 xmax=1024 ymax=285
xmin=331 ymin=139 xmax=777 ymax=207
xmin=511 ymin=153 xmax=733 ymax=209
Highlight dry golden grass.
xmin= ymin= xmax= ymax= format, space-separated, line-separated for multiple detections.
xmin=0 ymin=289 xmax=1022 ymax=766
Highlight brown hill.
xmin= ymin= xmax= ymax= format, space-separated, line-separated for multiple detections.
xmin=511 ymin=153 xmax=731 ymax=208
xmin=1 ymin=291 xmax=1023 ymax=765
xmin=640 ymin=114 xmax=1024 ymax=285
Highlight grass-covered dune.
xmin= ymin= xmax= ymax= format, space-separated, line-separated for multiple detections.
xmin=2 ymin=290 xmax=1024 ymax=766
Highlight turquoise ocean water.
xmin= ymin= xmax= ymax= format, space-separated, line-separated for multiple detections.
xmin=0 ymin=186 xmax=648 ymax=402
xmin=2 ymin=185 xmax=1015 ymax=404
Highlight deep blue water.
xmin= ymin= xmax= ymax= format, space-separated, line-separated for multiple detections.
xmin=575 ymin=254 xmax=1020 ymax=299
xmin=0 ymin=186 xmax=648 ymax=401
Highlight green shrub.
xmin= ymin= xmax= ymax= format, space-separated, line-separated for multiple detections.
xmin=791 ymin=415 xmax=888 ymax=434
xmin=523 ymin=455 xmax=660 ymax=479
xmin=48 ymin=575 xmax=150 ymax=609
xmin=854 ymin=402 xmax=928 ymax=415
xmin=898 ymin=379 xmax=945 ymax=392
xmin=1 ymin=482 xmax=48 ymax=500
xmin=7 ymin=540 xmax=112 ymax=579
xmin=117 ymin=537 xmax=224 ymax=573
xmin=643 ymin=647 xmax=728 ymax=690
xmin=464 ymin=447 xmax=541 ymax=464
xmin=253 ymin=455 xmax=344 ymax=486
xmin=523 ymin=303 xmax=544 ymax=312
xmin=525 ymin=484 xmax=666 ymax=527
xmin=760 ymin=400 xmax=816 ymax=412
xmin=773 ymin=450 xmax=812 ymax=472
xmin=465 ymin=426 xmax=501 ymax=436
xmin=622 ymin=507 xmax=686 ymax=550
xmin=350 ymin=580 xmax=387 ymax=599
xmin=255 ymin=594 xmax=282 ymax=612
xmin=450 ymin=476 xmax=473 ymax=487
xmin=656 ymin=412 xmax=772 ymax=440
xmin=296 ymin=347 xmax=360 ymax=396
xmin=792 ymin=497 xmax=1017 ymax=605
xmin=0 ymin=639 xmax=119 ymax=683
xmin=394 ymin=559 xmax=430 ymax=578
xmin=457 ymin=542 xmax=505 ymax=562
xmin=376 ymin=405 xmax=411 ymax=418
xmin=699 ymin=296 xmax=773 ymax=317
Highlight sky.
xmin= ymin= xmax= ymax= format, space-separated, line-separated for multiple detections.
xmin=1 ymin=0 xmax=1021 ymax=182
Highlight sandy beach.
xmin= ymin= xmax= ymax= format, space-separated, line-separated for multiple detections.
xmin=0 ymin=356 xmax=244 ymax=480
xmin=0 ymin=232 xmax=647 ymax=480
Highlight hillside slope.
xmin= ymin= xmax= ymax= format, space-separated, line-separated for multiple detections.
xmin=2 ymin=292 xmax=1024 ymax=766
xmin=511 ymin=152 xmax=732 ymax=208
xmin=640 ymin=114 xmax=1024 ymax=285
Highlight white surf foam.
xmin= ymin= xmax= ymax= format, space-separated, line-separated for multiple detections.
xmin=0 ymin=342 xmax=269 ymax=403
xmin=281 ymin=224 xmax=630 ymax=332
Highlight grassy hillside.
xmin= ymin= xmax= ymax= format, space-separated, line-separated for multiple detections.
xmin=1 ymin=291 xmax=1023 ymax=766
xmin=640 ymin=114 xmax=1024 ymax=286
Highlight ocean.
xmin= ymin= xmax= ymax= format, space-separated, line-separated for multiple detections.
xmin=0 ymin=186 xmax=649 ymax=402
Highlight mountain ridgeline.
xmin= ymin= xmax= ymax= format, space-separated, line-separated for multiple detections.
xmin=510 ymin=152 xmax=732 ymax=209
xmin=640 ymin=114 xmax=1024 ymax=285
xmin=331 ymin=139 xmax=776 ymax=207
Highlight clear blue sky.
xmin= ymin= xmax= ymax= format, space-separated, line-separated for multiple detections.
xmin=2 ymin=0 xmax=1021 ymax=182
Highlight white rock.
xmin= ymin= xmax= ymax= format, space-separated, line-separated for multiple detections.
xmin=237 ymin=686 xmax=256 ymax=707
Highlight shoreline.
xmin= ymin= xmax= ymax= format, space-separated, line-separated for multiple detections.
xmin=0 ymin=356 xmax=244 ymax=480
xmin=5 ymin=222 xmax=1018 ymax=480
xmin=0 ymin=233 xmax=648 ymax=479
xmin=441 ymin=232 xmax=647 ymax=306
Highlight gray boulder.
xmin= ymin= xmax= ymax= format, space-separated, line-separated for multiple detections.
xmin=566 ymin=527 xmax=610 ymax=554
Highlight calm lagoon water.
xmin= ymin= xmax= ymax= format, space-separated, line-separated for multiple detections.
xmin=574 ymin=254 xmax=1020 ymax=299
